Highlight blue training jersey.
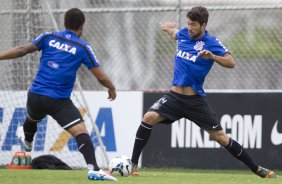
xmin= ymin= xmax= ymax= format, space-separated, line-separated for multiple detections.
xmin=30 ymin=30 xmax=100 ymax=99
xmin=173 ymin=27 xmax=229 ymax=96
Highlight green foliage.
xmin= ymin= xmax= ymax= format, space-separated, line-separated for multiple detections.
xmin=226 ymin=28 xmax=282 ymax=59
xmin=0 ymin=168 xmax=281 ymax=184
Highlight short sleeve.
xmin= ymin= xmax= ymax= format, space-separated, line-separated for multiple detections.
xmin=176 ymin=27 xmax=188 ymax=40
xmin=82 ymin=45 xmax=100 ymax=69
xmin=32 ymin=32 xmax=52 ymax=51
xmin=176 ymin=31 xmax=180 ymax=40
xmin=210 ymin=38 xmax=229 ymax=56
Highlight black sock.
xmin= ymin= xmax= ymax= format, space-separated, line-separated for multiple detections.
xmin=225 ymin=138 xmax=258 ymax=173
xmin=131 ymin=121 xmax=153 ymax=165
xmin=23 ymin=118 xmax=37 ymax=142
xmin=76 ymin=133 xmax=99 ymax=171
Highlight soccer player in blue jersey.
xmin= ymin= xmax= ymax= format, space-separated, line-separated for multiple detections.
xmin=0 ymin=8 xmax=117 ymax=181
xmin=130 ymin=6 xmax=276 ymax=178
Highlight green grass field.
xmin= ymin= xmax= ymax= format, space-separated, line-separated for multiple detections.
xmin=0 ymin=168 xmax=280 ymax=184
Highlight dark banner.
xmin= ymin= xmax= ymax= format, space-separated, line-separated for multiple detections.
xmin=142 ymin=92 xmax=282 ymax=169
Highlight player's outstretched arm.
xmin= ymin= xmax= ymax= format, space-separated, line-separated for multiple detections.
xmin=160 ymin=22 xmax=179 ymax=39
xmin=0 ymin=44 xmax=37 ymax=60
xmin=213 ymin=53 xmax=235 ymax=68
xmin=90 ymin=67 xmax=116 ymax=101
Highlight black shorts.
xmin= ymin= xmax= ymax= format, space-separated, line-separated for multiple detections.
xmin=26 ymin=92 xmax=83 ymax=130
xmin=148 ymin=90 xmax=222 ymax=130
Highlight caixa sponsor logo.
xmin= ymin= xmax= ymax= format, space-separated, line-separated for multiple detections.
xmin=171 ymin=114 xmax=267 ymax=149
xmin=0 ymin=107 xmax=116 ymax=152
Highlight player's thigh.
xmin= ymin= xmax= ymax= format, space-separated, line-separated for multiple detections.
xmin=184 ymin=96 xmax=222 ymax=130
xmin=49 ymin=99 xmax=84 ymax=131
xmin=145 ymin=92 xmax=183 ymax=125
xmin=26 ymin=92 xmax=46 ymax=121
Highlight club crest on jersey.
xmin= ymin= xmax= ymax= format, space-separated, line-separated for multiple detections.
xmin=49 ymin=40 xmax=77 ymax=55
xmin=194 ymin=41 xmax=205 ymax=51
xmin=66 ymin=34 xmax=71 ymax=39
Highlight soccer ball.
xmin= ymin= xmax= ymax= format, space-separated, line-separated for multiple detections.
xmin=109 ymin=155 xmax=132 ymax=177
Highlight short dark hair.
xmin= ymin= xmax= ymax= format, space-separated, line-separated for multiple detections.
xmin=186 ymin=6 xmax=209 ymax=25
xmin=64 ymin=8 xmax=85 ymax=30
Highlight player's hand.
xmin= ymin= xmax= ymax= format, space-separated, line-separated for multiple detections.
xmin=197 ymin=50 xmax=215 ymax=60
xmin=107 ymin=88 xmax=116 ymax=101
xmin=159 ymin=22 xmax=176 ymax=31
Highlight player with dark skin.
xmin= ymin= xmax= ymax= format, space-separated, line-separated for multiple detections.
xmin=0 ymin=8 xmax=117 ymax=181
xmin=130 ymin=6 xmax=276 ymax=179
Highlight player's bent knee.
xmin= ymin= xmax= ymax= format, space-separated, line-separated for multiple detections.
xmin=27 ymin=115 xmax=42 ymax=123
xmin=67 ymin=122 xmax=88 ymax=137
xmin=143 ymin=111 xmax=159 ymax=125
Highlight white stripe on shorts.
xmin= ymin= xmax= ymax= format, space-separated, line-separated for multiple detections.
xmin=63 ymin=118 xmax=81 ymax=129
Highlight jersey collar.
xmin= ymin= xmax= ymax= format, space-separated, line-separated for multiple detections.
xmin=193 ymin=30 xmax=209 ymax=41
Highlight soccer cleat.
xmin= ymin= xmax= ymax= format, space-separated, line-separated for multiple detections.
xmin=88 ymin=170 xmax=118 ymax=181
xmin=256 ymin=166 xmax=276 ymax=178
xmin=17 ymin=127 xmax=33 ymax=152
xmin=130 ymin=164 xmax=139 ymax=176
xmin=19 ymin=138 xmax=33 ymax=152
